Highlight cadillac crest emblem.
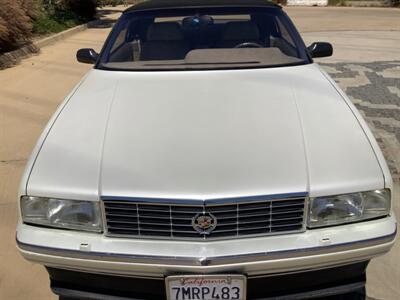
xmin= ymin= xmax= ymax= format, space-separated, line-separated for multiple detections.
xmin=192 ymin=213 xmax=217 ymax=235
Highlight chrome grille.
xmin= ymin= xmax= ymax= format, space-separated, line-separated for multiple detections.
xmin=103 ymin=198 xmax=306 ymax=240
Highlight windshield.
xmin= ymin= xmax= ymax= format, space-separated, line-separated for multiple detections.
xmin=98 ymin=7 xmax=310 ymax=71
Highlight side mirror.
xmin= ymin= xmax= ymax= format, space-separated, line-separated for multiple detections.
xmin=307 ymin=42 xmax=333 ymax=58
xmin=76 ymin=48 xmax=99 ymax=64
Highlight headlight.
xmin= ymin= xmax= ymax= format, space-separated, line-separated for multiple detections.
xmin=21 ymin=196 xmax=102 ymax=232
xmin=308 ymin=189 xmax=391 ymax=228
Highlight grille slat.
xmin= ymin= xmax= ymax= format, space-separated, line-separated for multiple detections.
xmin=108 ymin=220 xmax=139 ymax=225
xmin=105 ymin=213 xmax=138 ymax=218
xmin=108 ymin=226 xmax=139 ymax=231
xmin=271 ymin=209 xmax=304 ymax=215
xmin=104 ymin=198 xmax=305 ymax=240
xmin=104 ymin=206 xmax=138 ymax=212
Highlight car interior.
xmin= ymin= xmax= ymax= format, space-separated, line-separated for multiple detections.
xmin=108 ymin=14 xmax=300 ymax=64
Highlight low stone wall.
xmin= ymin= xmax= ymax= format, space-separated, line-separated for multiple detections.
xmin=287 ymin=0 xmax=328 ymax=6
xmin=0 ymin=43 xmax=39 ymax=70
xmin=0 ymin=19 xmax=106 ymax=70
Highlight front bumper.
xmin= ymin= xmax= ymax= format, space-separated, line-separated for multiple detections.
xmin=16 ymin=215 xmax=396 ymax=277
xmin=47 ymin=262 xmax=369 ymax=300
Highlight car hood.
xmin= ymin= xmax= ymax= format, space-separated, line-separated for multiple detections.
xmin=27 ymin=64 xmax=384 ymax=201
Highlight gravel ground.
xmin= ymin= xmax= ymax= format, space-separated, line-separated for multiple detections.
xmin=321 ymin=61 xmax=400 ymax=181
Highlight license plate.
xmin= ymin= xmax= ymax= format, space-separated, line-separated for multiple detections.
xmin=166 ymin=275 xmax=246 ymax=300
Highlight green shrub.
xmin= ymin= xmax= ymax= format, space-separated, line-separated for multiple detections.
xmin=63 ymin=0 xmax=97 ymax=20
xmin=32 ymin=0 xmax=95 ymax=35
xmin=98 ymin=0 xmax=125 ymax=6
xmin=328 ymin=0 xmax=347 ymax=5
xmin=40 ymin=0 xmax=97 ymax=21
xmin=0 ymin=0 xmax=32 ymax=52
xmin=32 ymin=18 xmax=66 ymax=34
xmin=97 ymin=0 xmax=142 ymax=6
xmin=32 ymin=15 xmax=81 ymax=35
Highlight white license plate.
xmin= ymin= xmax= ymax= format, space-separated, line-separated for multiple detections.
xmin=166 ymin=275 xmax=246 ymax=300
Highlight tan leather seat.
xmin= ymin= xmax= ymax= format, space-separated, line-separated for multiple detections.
xmin=216 ymin=21 xmax=261 ymax=48
xmin=140 ymin=22 xmax=190 ymax=60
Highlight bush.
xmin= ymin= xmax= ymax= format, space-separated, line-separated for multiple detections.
xmin=20 ymin=0 xmax=41 ymax=20
xmin=97 ymin=0 xmax=123 ymax=6
xmin=0 ymin=0 xmax=32 ymax=52
xmin=33 ymin=14 xmax=81 ymax=35
xmin=63 ymin=0 xmax=97 ymax=20
xmin=328 ymin=0 xmax=347 ymax=5
xmin=32 ymin=0 xmax=96 ymax=35
xmin=40 ymin=0 xmax=97 ymax=20
xmin=0 ymin=0 xmax=105 ymax=53
xmin=97 ymin=0 xmax=142 ymax=6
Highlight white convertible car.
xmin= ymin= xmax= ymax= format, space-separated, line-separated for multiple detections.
xmin=17 ymin=0 xmax=396 ymax=299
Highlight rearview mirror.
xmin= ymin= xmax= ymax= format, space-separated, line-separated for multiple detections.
xmin=307 ymin=42 xmax=333 ymax=58
xmin=76 ymin=48 xmax=99 ymax=64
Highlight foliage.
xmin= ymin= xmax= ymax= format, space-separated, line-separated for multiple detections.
xmin=0 ymin=0 xmax=99 ymax=52
xmin=273 ymin=0 xmax=288 ymax=5
xmin=40 ymin=0 xmax=97 ymax=20
xmin=97 ymin=0 xmax=120 ymax=6
xmin=32 ymin=0 xmax=97 ymax=35
xmin=0 ymin=0 xmax=33 ymax=52
xmin=20 ymin=0 xmax=41 ymax=19
xmin=63 ymin=0 xmax=97 ymax=20
xmin=328 ymin=0 xmax=347 ymax=5
xmin=32 ymin=11 xmax=83 ymax=35
xmin=97 ymin=0 xmax=138 ymax=6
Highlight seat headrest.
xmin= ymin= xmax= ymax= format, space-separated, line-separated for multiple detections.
xmin=222 ymin=21 xmax=260 ymax=41
xmin=147 ymin=22 xmax=184 ymax=41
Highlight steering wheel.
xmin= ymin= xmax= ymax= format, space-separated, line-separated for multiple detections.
xmin=234 ymin=42 xmax=263 ymax=48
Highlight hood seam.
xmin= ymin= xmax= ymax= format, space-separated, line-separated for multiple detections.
xmin=97 ymin=79 xmax=120 ymax=199
xmin=291 ymin=85 xmax=311 ymax=196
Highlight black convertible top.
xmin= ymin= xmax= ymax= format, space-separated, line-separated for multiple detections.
xmin=125 ymin=0 xmax=280 ymax=13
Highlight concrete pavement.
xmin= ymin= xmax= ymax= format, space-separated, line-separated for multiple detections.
xmin=367 ymin=183 xmax=399 ymax=299
xmin=0 ymin=22 xmax=112 ymax=300
xmin=287 ymin=7 xmax=400 ymax=63
xmin=0 ymin=6 xmax=399 ymax=300
xmin=285 ymin=7 xmax=400 ymax=33
xmin=294 ymin=9 xmax=400 ymax=297
xmin=302 ymin=31 xmax=400 ymax=63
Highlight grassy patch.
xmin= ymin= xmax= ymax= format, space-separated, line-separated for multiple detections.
xmin=32 ymin=11 xmax=87 ymax=35
xmin=328 ymin=0 xmax=347 ymax=6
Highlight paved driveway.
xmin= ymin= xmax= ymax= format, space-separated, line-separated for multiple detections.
xmin=321 ymin=62 xmax=400 ymax=300
xmin=0 ymin=6 xmax=399 ymax=300
xmin=0 ymin=21 xmax=112 ymax=300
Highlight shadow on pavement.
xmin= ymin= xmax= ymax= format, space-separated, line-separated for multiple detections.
xmin=97 ymin=8 xmax=124 ymax=15
xmin=88 ymin=18 xmax=116 ymax=29
xmin=88 ymin=7 xmax=124 ymax=28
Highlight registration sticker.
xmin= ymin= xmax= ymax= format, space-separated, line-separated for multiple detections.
xmin=166 ymin=275 xmax=246 ymax=300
